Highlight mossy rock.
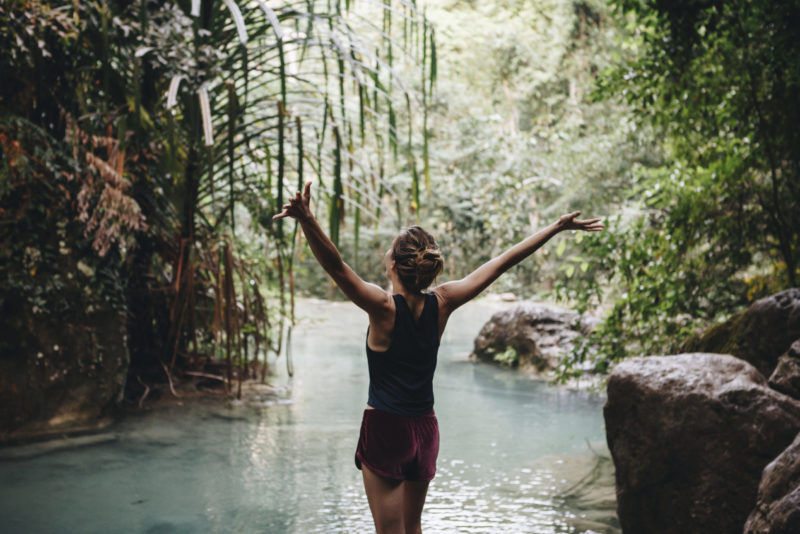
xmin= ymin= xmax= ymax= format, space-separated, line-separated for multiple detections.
xmin=680 ymin=288 xmax=800 ymax=378
xmin=470 ymin=301 xmax=590 ymax=373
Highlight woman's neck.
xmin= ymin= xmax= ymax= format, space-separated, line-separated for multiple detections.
xmin=391 ymin=282 xmax=423 ymax=300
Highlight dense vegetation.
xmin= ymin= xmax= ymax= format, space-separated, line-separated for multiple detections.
xmin=2 ymin=0 xmax=798 ymax=396
xmin=296 ymin=0 xmax=657 ymax=296
xmin=297 ymin=0 xmax=800 ymax=380
xmin=0 ymin=0 xmax=434 ymax=400
xmin=557 ymin=0 xmax=800 ymax=378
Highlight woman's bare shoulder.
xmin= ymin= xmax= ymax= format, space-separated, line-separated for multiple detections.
xmin=368 ymin=289 xmax=396 ymax=318
xmin=430 ymin=287 xmax=452 ymax=311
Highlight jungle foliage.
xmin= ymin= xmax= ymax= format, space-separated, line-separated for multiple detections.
xmin=3 ymin=0 xmax=796 ymax=388
xmin=294 ymin=0 xmax=659 ymax=298
xmin=0 ymin=0 xmax=434 ymax=399
xmin=555 ymin=0 xmax=800 ymax=378
xmin=299 ymin=0 xmax=799 ymax=381
xmin=421 ymin=0 xmax=657 ymax=296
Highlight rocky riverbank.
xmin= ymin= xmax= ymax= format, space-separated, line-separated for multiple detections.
xmin=604 ymin=288 xmax=800 ymax=533
xmin=470 ymin=289 xmax=800 ymax=531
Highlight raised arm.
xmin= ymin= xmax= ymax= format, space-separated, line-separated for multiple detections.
xmin=435 ymin=212 xmax=604 ymax=314
xmin=273 ymin=182 xmax=391 ymax=316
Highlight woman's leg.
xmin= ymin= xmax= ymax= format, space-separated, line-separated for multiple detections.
xmin=362 ymin=464 xmax=405 ymax=534
xmin=402 ymin=479 xmax=430 ymax=534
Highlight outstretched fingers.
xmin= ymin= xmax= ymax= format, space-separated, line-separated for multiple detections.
xmin=272 ymin=182 xmax=313 ymax=220
xmin=581 ymin=220 xmax=605 ymax=231
xmin=292 ymin=182 xmax=312 ymax=202
xmin=272 ymin=206 xmax=292 ymax=220
xmin=579 ymin=219 xmax=604 ymax=228
xmin=564 ymin=214 xmax=605 ymax=231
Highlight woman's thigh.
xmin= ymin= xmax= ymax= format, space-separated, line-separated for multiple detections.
xmin=402 ymin=479 xmax=430 ymax=534
xmin=362 ymin=464 xmax=405 ymax=534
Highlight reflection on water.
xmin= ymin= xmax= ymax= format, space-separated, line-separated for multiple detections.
xmin=0 ymin=298 xmax=618 ymax=533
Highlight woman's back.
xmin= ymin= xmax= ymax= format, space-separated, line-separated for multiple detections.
xmin=366 ymin=292 xmax=439 ymax=416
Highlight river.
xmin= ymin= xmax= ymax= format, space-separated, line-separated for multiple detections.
xmin=0 ymin=297 xmax=618 ymax=533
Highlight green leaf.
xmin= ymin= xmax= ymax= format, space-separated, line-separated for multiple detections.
xmin=556 ymin=239 xmax=567 ymax=257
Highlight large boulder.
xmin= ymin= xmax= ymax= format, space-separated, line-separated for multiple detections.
xmin=604 ymin=353 xmax=800 ymax=534
xmin=470 ymin=302 xmax=597 ymax=372
xmin=744 ymin=431 xmax=800 ymax=533
xmin=680 ymin=288 xmax=800 ymax=377
xmin=768 ymin=340 xmax=800 ymax=400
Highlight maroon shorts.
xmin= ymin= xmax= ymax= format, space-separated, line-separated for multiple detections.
xmin=354 ymin=408 xmax=440 ymax=482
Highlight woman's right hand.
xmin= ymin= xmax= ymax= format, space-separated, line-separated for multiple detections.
xmin=273 ymin=181 xmax=313 ymax=222
xmin=556 ymin=211 xmax=605 ymax=232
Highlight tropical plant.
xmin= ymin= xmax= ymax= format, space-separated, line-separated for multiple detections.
xmin=553 ymin=0 xmax=800 ymax=379
xmin=0 ymin=0 xmax=435 ymax=400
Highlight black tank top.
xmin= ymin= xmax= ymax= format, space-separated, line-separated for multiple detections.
xmin=365 ymin=292 xmax=440 ymax=416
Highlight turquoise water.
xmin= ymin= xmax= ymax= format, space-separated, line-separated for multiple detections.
xmin=0 ymin=298 xmax=617 ymax=533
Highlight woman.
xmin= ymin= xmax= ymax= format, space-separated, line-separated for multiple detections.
xmin=273 ymin=182 xmax=604 ymax=534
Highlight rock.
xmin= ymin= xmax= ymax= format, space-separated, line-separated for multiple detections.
xmin=469 ymin=302 xmax=596 ymax=372
xmin=604 ymin=353 xmax=800 ymax=534
xmin=768 ymin=340 xmax=800 ymax=400
xmin=578 ymin=313 xmax=602 ymax=335
xmin=680 ymin=288 xmax=800 ymax=377
xmin=0 ymin=302 xmax=128 ymax=444
xmin=548 ymin=452 xmax=619 ymax=532
xmin=744 ymin=431 xmax=800 ymax=533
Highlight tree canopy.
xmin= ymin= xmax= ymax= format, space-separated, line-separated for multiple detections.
xmin=557 ymin=0 xmax=800 ymax=376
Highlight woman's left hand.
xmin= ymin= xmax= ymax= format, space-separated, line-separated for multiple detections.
xmin=273 ymin=181 xmax=313 ymax=222
xmin=556 ymin=211 xmax=605 ymax=232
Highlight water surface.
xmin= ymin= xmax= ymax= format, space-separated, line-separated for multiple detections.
xmin=0 ymin=298 xmax=618 ymax=533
